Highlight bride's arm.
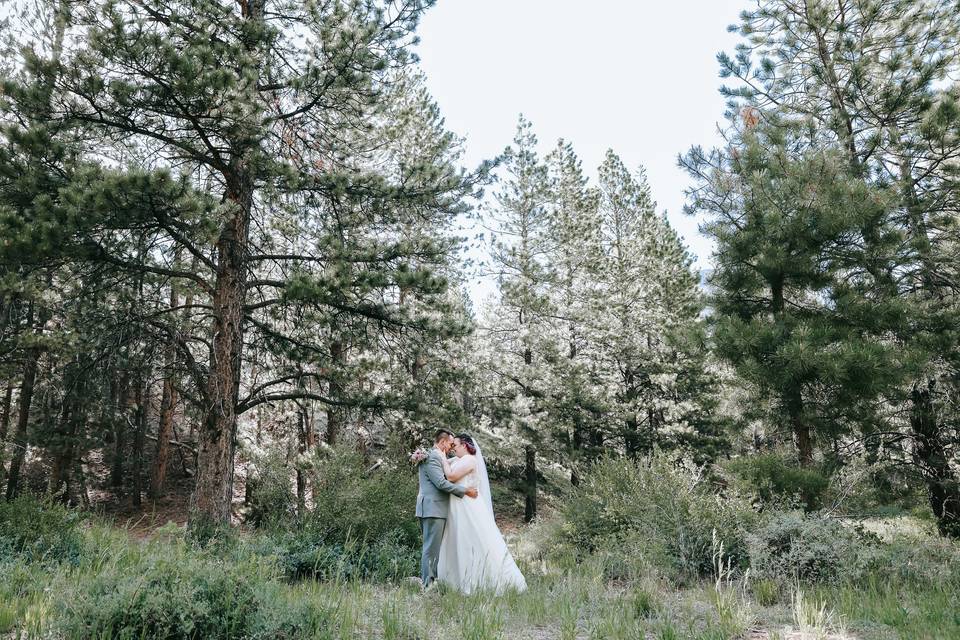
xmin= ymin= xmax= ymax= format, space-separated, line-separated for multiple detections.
xmin=446 ymin=456 xmax=476 ymax=483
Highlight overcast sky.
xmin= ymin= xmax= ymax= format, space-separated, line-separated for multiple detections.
xmin=414 ymin=0 xmax=747 ymax=303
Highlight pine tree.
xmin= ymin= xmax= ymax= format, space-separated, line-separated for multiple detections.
xmin=542 ymin=139 xmax=606 ymax=479
xmin=593 ymin=150 xmax=718 ymax=460
xmin=682 ymin=119 xmax=913 ymax=466
xmin=0 ymin=0 xmax=484 ymax=524
xmin=483 ymin=115 xmax=553 ymax=521
xmin=720 ymin=0 xmax=960 ymax=535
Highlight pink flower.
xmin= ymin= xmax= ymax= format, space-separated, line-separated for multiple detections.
xmin=409 ymin=447 xmax=428 ymax=466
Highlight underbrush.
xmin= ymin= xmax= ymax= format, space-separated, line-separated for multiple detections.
xmin=553 ymin=455 xmax=756 ymax=581
xmin=244 ymin=445 xmax=420 ymax=585
xmin=0 ymin=495 xmax=85 ymax=564
xmin=1 ymin=455 xmax=959 ymax=640
xmin=723 ymin=452 xmax=831 ymax=511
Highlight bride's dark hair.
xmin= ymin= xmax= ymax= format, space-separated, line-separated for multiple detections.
xmin=456 ymin=433 xmax=477 ymax=455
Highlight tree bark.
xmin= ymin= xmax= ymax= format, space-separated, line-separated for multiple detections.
xmin=0 ymin=381 xmax=13 ymax=486
xmin=132 ymin=377 xmax=149 ymax=508
xmin=787 ymin=385 xmax=814 ymax=466
xmin=524 ymin=444 xmax=537 ymax=523
xmin=296 ymin=402 xmax=308 ymax=517
xmin=191 ymin=168 xmax=253 ymax=524
xmin=111 ymin=374 xmax=128 ymax=490
xmin=5 ymin=342 xmax=40 ymax=501
xmin=48 ymin=387 xmax=77 ymax=503
xmin=150 ymin=277 xmax=180 ymax=500
xmin=0 ymin=381 xmax=13 ymax=443
xmin=326 ymin=339 xmax=344 ymax=445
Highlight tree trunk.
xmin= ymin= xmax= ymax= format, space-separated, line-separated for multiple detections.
xmin=910 ymin=381 xmax=960 ymax=538
xmin=111 ymin=374 xmax=128 ymax=490
xmin=623 ymin=413 xmax=642 ymax=457
xmin=150 ymin=277 xmax=180 ymax=500
xmin=296 ymin=399 xmax=308 ymax=517
xmin=787 ymin=385 xmax=813 ymax=466
xmin=48 ymin=392 xmax=76 ymax=502
xmin=524 ymin=444 xmax=537 ymax=523
xmin=5 ymin=343 xmax=40 ymax=501
xmin=132 ymin=378 xmax=148 ymax=508
xmin=191 ymin=169 xmax=253 ymax=525
xmin=326 ymin=339 xmax=344 ymax=446
xmin=0 ymin=381 xmax=12 ymax=443
xmin=150 ymin=375 xmax=177 ymax=500
xmin=0 ymin=381 xmax=13 ymax=486
xmin=770 ymin=275 xmax=813 ymax=465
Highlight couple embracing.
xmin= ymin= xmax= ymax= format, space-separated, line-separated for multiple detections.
xmin=415 ymin=429 xmax=527 ymax=594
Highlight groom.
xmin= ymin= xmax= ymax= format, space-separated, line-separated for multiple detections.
xmin=416 ymin=428 xmax=478 ymax=588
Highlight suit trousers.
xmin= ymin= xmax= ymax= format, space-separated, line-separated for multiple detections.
xmin=419 ymin=516 xmax=446 ymax=586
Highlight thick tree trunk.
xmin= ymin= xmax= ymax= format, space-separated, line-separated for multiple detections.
xmin=910 ymin=382 xmax=960 ymax=538
xmin=150 ymin=278 xmax=180 ymax=500
xmin=5 ymin=345 xmax=40 ymax=501
xmin=191 ymin=170 xmax=252 ymax=525
xmin=524 ymin=444 xmax=537 ymax=523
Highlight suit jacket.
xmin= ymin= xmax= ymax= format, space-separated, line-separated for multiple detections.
xmin=416 ymin=448 xmax=467 ymax=519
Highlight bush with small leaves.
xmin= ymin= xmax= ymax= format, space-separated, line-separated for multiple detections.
xmin=244 ymin=449 xmax=299 ymax=528
xmin=305 ymin=445 xmax=420 ymax=547
xmin=747 ymin=511 xmax=875 ymax=584
xmin=0 ymin=495 xmax=84 ymax=565
xmin=724 ymin=453 xmax=830 ymax=512
xmin=59 ymin=550 xmax=260 ymax=639
xmin=556 ymin=454 xmax=756 ymax=580
xmin=270 ymin=528 xmax=418 ymax=583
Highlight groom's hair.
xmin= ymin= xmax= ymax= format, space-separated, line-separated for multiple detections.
xmin=434 ymin=429 xmax=454 ymax=443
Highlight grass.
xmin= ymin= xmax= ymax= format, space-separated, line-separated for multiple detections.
xmin=0 ymin=513 xmax=958 ymax=639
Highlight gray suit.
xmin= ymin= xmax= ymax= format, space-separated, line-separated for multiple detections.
xmin=416 ymin=447 xmax=466 ymax=586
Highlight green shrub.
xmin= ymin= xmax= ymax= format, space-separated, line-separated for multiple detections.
xmin=244 ymin=449 xmax=299 ymax=528
xmin=747 ymin=511 xmax=874 ymax=584
xmin=270 ymin=528 xmax=417 ymax=583
xmin=556 ymin=455 xmax=755 ymax=580
xmin=724 ymin=453 xmax=830 ymax=511
xmin=0 ymin=495 xmax=84 ymax=564
xmin=305 ymin=446 xmax=419 ymax=548
xmin=59 ymin=548 xmax=261 ymax=639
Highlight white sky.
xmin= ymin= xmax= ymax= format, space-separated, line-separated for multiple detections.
xmin=414 ymin=0 xmax=747 ymax=304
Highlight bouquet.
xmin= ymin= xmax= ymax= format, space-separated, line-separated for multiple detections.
xmin=409 ymin=447 xmax=428 ymax=466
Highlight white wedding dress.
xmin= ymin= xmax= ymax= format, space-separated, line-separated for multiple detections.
xmin=437 ymin=446 xmax=527 ymax=594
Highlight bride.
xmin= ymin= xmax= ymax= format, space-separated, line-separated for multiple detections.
xmin=436 ymin=433 xmax=527 ymax=594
